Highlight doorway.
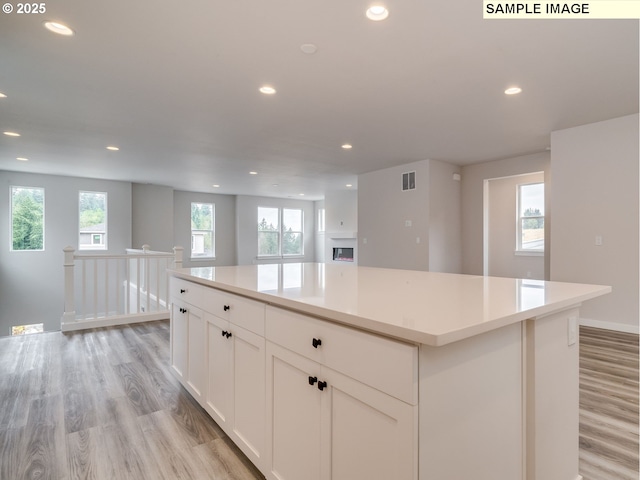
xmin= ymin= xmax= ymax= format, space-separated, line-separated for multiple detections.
xmin=483 ymin=172 xmax=545 ymax=279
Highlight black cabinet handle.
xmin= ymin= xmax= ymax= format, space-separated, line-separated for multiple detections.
xmin=180 ymin=289 xmax=186 ymax=294
xmin=223 ymin=305 xmax=230 ymax=312
xmin=308 ymin=376 xmax=318 ymax=386
xmin=317 ymin=381 xmax=327 ymax=391
xmin=312 ymin=338 xmax=322 ymax=348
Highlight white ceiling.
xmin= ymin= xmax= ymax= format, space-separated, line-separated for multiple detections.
xmin=0 ymin=1 xmax=637 ymax=200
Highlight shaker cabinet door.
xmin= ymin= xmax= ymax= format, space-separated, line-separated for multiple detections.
xmin=266 ymin=343 xmax=323 ymax=480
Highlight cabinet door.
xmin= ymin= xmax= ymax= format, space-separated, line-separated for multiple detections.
xmin=266 ymin=342 xmax=323 ymax=480
xmin=170 ymin=300 xmax=188 ymax=381
xmin=323 ymin=367 xmax=417 ymax=480
xmin=186 ymin=305 xmax=205 ymax=400
xmin=231 ymin=325 xmax=266 ymax=469
xmin=206 ymin=314 xmax=233 ymax=429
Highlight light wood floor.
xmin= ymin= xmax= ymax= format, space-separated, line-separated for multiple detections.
xmin=579 ymin=326 xmax=639 ymax=480
xmin=0 ymin=321 xmax=264 ymax=480
xmin=0 ymin=321 xmax=637 ymax=480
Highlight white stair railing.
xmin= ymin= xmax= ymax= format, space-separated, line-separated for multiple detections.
xmin=61 ymin=245 xmax=183 ymax=332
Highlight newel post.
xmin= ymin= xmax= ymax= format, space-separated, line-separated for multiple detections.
xmin=142 ymin=244 xmax=151 ymax=254
xmin=173 ymin=246 xmax=184 ymax=269
xmin=61 ymin=245 xmax=76 ymax=325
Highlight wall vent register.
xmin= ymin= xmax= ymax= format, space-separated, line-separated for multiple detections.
xmin=402 ymin=171 xmax=416 ymax=191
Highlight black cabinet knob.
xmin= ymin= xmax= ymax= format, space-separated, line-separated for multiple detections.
xmin=179 ymin=307 xmax=187 ymax=314
xmin=308 ymin=376 xmax=318 ymax=385
xmin=317 ymin=381 xmax=327 ymax=391
xmin=223 ymin=305 xmax=230 ymax=312
xmin=226 ymin=331 xmax=232 ymax=338
xmin=221 ymin=330 xmax=227 ymax=337
xmin=180 ymin=289 xmax=186 ymax=294
xmin=312 ymin=338 xmax=322 ymax=348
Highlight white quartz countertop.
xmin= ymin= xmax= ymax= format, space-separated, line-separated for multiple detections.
xmin=169 ymin=263 xmax=611 ymax=346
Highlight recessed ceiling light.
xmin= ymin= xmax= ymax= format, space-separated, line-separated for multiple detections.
xmin=259 ymin=86 xmax=276 ymax=95
xmin=300 ymin=44 xmax=318 ymax=55
xmin=249 ymin=171 xmax=258 ymax=175
xmin=3 ymin=131 xmax=20 ymax=137
xmin=346 ymin=184 xmax=353 ymax=187
xmin=16 ymin=157 xmax=28 ymax=162
xmin=341 ymin=144 xmax=353 ymax=150
xmin=366 ymin=5 xmax=389 ymax=21
xmin=504 ymin=86 xmax=522 ymax=95
xmin=212 ymin=184 xmax=220 ymax=188
xmin=0 ymin=93 xmax=6 ymax=98
xmin=44 ymin=21 xmax=75 ymax=36
xmin=299 ymin=193 xmax=305 ymax=196
xmin=272 ymin=184 xmax=279 ymax=187
xmin=106 ymin=146 xmax=119 ymax=151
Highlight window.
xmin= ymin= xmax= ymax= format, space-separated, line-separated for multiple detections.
xmin=258 ymin=207 xmax=304 ymax=257
xmin=11 ymin=186 xmax=44 ymax=251
xmin=11 ymin=323 xmax=44 ymax=336
xmin=79 ymin=191 xmax=107 ymax=250
xmin=191 ymin=202 xmax=215 ymax=258
xmin=517 ymin=183 xmax=544 ymax=253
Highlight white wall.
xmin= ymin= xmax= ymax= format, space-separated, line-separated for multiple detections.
xmin=315 ymin=200 xmax=326 ymax=263
xmin=132 ymin=183 xmax=174 ymax=252
xmin=358 ymin=160 xmax=430 ymax=270
xmin=235 ymin=195 xmax=316 ymax=265
xmin=325 ymin=190 xmax=358 ymax=235
xmin=551 ymin=114 xmax=639 ymax=333
xmin=324 ymin=190 xmax=358 ymax=264
xmin=358 ymin=159 xmax=461 ymax=272
xmin=0 ymin=171 xmax=131 ymax=334
xmin=173 ymin=190 xmax=237 ymax=267
xmin=487 ymin=172 xmax=545 ymax=279
xmin=461 ymin=152 xmax=551 ymax=276
xmin=428 ymin=160 xmax=462 ymax=273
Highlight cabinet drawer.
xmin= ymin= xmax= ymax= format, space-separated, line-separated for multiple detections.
xmin=266 ymin=306 xmax=417 ymax=405
xmin=202 ymin=289 xmax=265 ymax=337
xmin=170 ymin=277 xmax=204 ymax=306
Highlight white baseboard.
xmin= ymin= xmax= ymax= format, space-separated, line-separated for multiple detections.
xmin=61 ymin=311 xmax=169 ymax=333
xmin=579 ymin=317 xmax=639 ymax=335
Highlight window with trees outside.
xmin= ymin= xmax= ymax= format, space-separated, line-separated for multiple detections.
xmin=517 ymin=182 xmax=544 ymax=253
xmin=191 ymin=202 xmax=215 ymax=258
xmin=258 ymin=207 xmax=304 ymax=257
xmin=79 ymin=191 xmax=107 ymax=250
xmin=11 ymin=186 xmax=44 ymax=251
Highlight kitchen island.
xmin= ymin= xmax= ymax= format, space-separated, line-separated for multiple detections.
xmin=168 ymin=263 xmax=610 ymax=480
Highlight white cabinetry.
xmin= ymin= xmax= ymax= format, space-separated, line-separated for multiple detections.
xmin=170 ymin=275 xmax=418 ymax=480
xmin=170 ymin=276 xmax=266 ymax=471
xmin=205 ymin=312 xmax=266 ymax=470
xmin=170 ymin=279 xmax=206 ymax=400
xmin=265 ymin=306 xmax=417 ymax=480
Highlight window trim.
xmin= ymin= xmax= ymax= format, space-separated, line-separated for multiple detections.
xmin=10 ymin=185 xmax=45 ymax=252
xmin=190 ymin=202 xmax=215 ymax=260
xmin=79 ymin=190 xmax=108 ymax=251
xmin=516 ymin=182 xmax=544 ymax=255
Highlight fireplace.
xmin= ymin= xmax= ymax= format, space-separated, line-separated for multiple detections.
xmin=332 ymin=247 xmax=354 ymax=262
